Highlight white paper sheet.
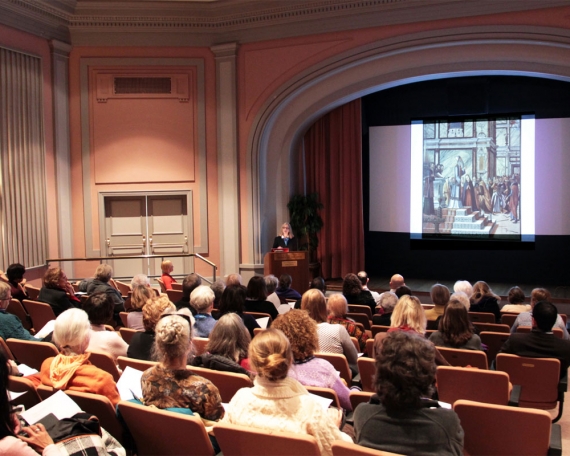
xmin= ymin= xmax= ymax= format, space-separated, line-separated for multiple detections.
xmin=20 ymin=390 xmax=81 ymax=425
xmin=17 ymin=364 xmax=38 ymax=376
xmin=116 ymin=366 xmax=144 ymax=401
xmin=256 ymin=317 xmax=269 ymax=329
xmin=308 ymin=393 xmax=333 ymax=412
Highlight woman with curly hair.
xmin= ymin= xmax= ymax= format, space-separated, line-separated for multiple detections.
xmin=354 ymin=331 xmax=464 ymax=455
xmin=342 ymin=273 xmax=375 ymax=314
xmin=273 ymin=310 xmax=352 ymax=410
xmin=428 ymin=298 xmax=482 ymax=350
xmin=469 ymin=281 xmax=501 ymax=322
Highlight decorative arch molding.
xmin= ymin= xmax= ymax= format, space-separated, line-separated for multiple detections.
xmin=242 ymin=25 xmax=570 ymax=266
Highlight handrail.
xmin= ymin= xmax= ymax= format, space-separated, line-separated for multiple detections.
xmin=45 ymin=253 xmax=217 ymax=281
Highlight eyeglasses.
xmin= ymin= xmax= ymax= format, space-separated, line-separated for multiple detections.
xmin=158 ymin=313 xmax=192 ymax=325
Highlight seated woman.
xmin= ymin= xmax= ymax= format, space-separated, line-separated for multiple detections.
xmin=83 ymin=292 xmax=128 ymax=361
xmin=127 ymin=295 xmax=175 ymax=361
xmin=218 ymin=285 xmax=260 ymax=338
xmin=428 ymin=298 xmax=482 ymax=350
xmin=424 ymin=283 xmax=450 ymax=321
xmin=127 ymin=284 xmax=154 ymax=331
xmin=4 ymin=263 xmax=28 ymax=302
xmin=354 ymin=331 xmax=464 ymax=455
xmin=31 ymin=308 xmax=121 ymax=406
xmin=0 ymin=282 xmax=36 ymax=341
xmin=326 ymin=294 xmax=368 ymax=353
xmin=160 ymin=260 xmax=177 ymax=290
xmin=500 ymin=286 xmax=530 ymax=314
xmin=371 ymin=292 xmax=398 ymax=327
xmin=141 ymin=314 xmax=224 ymax=422
xmin=469 ymin=281 xmax=501 ymax=323
xmin=190 ymin=285 xmax=217 ymax=338
xmin=221 ymin=328 xmax=352 ymax=456
xmin=244 ymin=276 xmax=278 ymax=321
xmin=342 ymin=273 xmax=375 ymax=315
xmin=192 ymin=313 xmax=252 ymax=376
xmin=38 ymin=267 xmax=81 ymax=317
xmin=273 ymin=309 xmax=352 ymax=411
xmin=302 ymin=289 xmax=358 ymax=374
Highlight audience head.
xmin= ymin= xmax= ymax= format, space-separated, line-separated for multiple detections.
xmin=142 ymin=295 xmax=176 ymax=332
xmin=225 ymin=273 xmax=242 ymax=287
xmin=161 ymin=260 xmax=173 ymax=274
xmin=264 ymin=275 xmax=278 ymax=294
xmin=248 ymin=328 xmax=292 ymax=381
xmin=206 ymin=313 xmax=251 ymax=362
xmin=532 ymin=301 xmax=558 ymax=332
xmin=508 ymin=286 xmax=526 ymax=304
xmin=395 ymin=285 xmax=412 ymax=299
xmin=301 ymin=289 xmax=327 ymax=323
xmin=190 ymin=285 xmax=215 ymax=314
xmin=438 ymin=299 xmax=474 ymax=347
xmin=375 ymin=331 xmax=435 ymax=411
xmin=279 ymin=222 xmax=294 ymax=238
xmin=82 ymin=292 xmax=113 ymax=326
xmin=131 ymin=274 xmax=150 ymax=288
xmin=531 ymin=288 xmax=551 ymax=307
xmin=246 ymin=276 xmax=268 ymax=301
xmin=430 ymin=284 xmax=450 ymax=307
xmin=273 ymin=309 xmax=318 ymax=362
xmin=357 ymin=271 xmax=369 ymax=287
xmin=453 ymin=280 xmax=473 ymax=298
xmin=471 ymin=281 xmax=498 ymax=304
xmin=0 ymin=282 xmax=10 ymax=309
xmin=153 ymin=314 xmax=192 ymax=365
xmin=378 ymin=292 xmax=398 ymax=313
xmin=450 ymin=291 xmax=470 ymax=310
xmin=278 ymin=274 xmax=292 ymax=290
xmin=182 ymin=273 xmax=202 ymax=298
xmin=43 ymin=267 xmax=66 ymax=290
xmin=342 ymin=273 xmax=363 ymax=296
xmin=327 ymin=293 xmax=348 ymax=319
xmin=53 ymin=308 xmax=91 ymax=356
xmin=6 ymin=263 xmax=25 ymax=283
xmin=131 ymin=284 xmax=155 ymax=311
xmin=391 ymin=295 xmax=426 ymax=334
xmin=309 ymin=277 xmax=326 ymax=293
xmin=389 ymin=274 xmax=405 ymax=290
xmin=94 ymin=264 xmax=113 ymax=283
xmin=210 ymin=279 xmax=226 ymax=308
xmin=219 ymin=285 xmax=247 ymax=315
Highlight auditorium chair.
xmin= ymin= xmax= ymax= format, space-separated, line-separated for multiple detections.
xmin=468 ymin=311 xmax=495 ymax=323
xmin=171 ymin=282 xmax=183 ymax=291
xmin=156 ymin=278 xmax=167 ymax=293
xmin=471 ymin=322 xmax=510 ymax=333
xmin=350 ymin=337 xmax=360 ymax=354
xmin=192 ymin=337 xmax=209 ymax=356
xmin=332 ymin=440 xmax=404 ymax=456
xmin=114 ymin=280 xmax=132 ymax=297
xmin=119 ymin=311 xmax=129 ymax=327
xmin=6 ymin=338 xmax=58 ymax=371
xmin=87 ymin=350 xmax=121 ymax=382
xmin=305 ymin=386 xmax=341 ymax=409
xmin=315 ymin=352 xmax=352 ymax=385
xmin=22 ymin=299 xmax=56 ymax=333
xmin=347 ymin=305 xmax=372 ymax=320
xmin=479 ymin=331 xmax=510 ymax=365
xmin=365 ymin=338 xmax=375 ymax=358
xmin=0 ymin=337 xmax=14 ymax=360
xmin=117 ymin=356 xmax=157 ymax=372
xmin=371 ymin=325 xmax=390 ymax=337
xmin=436 ymin=347 xmax=488 ymax=370
xmin=349 ymin=391 xmax=374 ymax=411
xmin=24 ymin=284 xmax=40 ymax=300
xmin=8 ymin=375 xmax=42 ymax=410
xmin=165 ymin=289 xmax=182 ymax=302
xmin=7 ymin=298 xmax=32 ymax=331
xmin=188 ymin=365 xmax=253 ymax=402
xmin=500 ymin=313 xmax=518 ymax=327
xmin=119 ymin=327 xmax=138 ymax=344
xmin=516 ymin=326 xmax=564 ymax=339
xmin=357 ymin=357 xmax=376 ymax=392
xmin=347 ymin=312 xmax=371 ymax=330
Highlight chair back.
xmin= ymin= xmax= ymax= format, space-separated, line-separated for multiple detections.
xmin=244 ymin=311 xmax=273 ymax=323
xmin=454 ymin=399 xmax=552 ymax=456
xmin=357 ymin=357 xmax=376 ymax=392
xmin=214 ymin=422 xmax=321 ymax=456
xmin=64 ymin=390 xmax=125 ymax=444
xmin=305 ymin=386 xmax=341 ymax=409
xmin=472 ymin=322 xmax=510 ymax=333
xmin=6 ymin=338 xmax=58 ymax=370
xmin=436 ymin=347 xmax=488 ymax=370
xmin=468 ymin=312 xmax=495 ymax=323
xmin=119 ymin=327 xmax=138 ymax=344
xmin=171 ymin=282 xmax=183 ymax=291
xmin=349 ymin=391 xmax=374 ymax=411
xmin=347 ymin=305 xmax=372 ymax=320
xmin=188 ymin=365 xmax=253 ymax=402
xmin=516 ymin=326 xmax=564 ymax=339
xmin=192 ymin=337 xmax=209 ymax=356
xmin=332 ymin=440 xmax=404 ymax=456
xmin=37 ymin=384 xmax=56 ymax=400
xmin=314 ymin=352 xmax=351 ymax=384
xmin=165 ymin=289 xmax=183 ymax=302
xmin=253 ymin=328 xmax=265 ymax=337
xmin=365 ymin=338 xmax=375 ymax=358
xmin=118 ymin=400 xmax=214 ymax=456
xmin=156 ymin=278 xmax=167 ymax=293
xmin=8 ymin=375 xmax=42 ymax=410
xmin=24 ymin=285 xmax=40 ymax=300
xmin=350 ymin=337 xmax=360 ymax=354
xmin=87 ymin=350 xmax=121 ymax=382
xmin=22 ymin=299 xmax=56 ymax=332
xmin=500 ymin=313 xmax=518 ymax=327
xmin=371 ymin=325 xmax=390 ymax=337
xmin=117 ymin=356 xmax=157 ymax=372
xmin=7 ymin=298 xmax=32 ymax=330
xmin=114 ymin=280 xmax=132 ymax=296
xmin=346 ymin=313 xmax=371 ymax=330
xmin=479 ymin=331 xmax=510 ymax=365
xmin=0 ymin=337 xmax=14 ymax=360
xmin=119 ymin=312 xmax=129 ymax=327
xmin=436 ymin=366 xmax=510 ymax=405
xmin=496 ymin=353 xmax=560 ymax=409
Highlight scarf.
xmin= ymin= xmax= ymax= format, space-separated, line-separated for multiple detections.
xmin=49 ymin=353 xmax=90 ymax=389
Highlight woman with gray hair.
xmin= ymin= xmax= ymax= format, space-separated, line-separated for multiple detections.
xmin=372 ymin=292 xmax=398 ymax=327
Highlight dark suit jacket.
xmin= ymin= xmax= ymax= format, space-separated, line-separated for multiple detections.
xmin=345 ymin=290 xmax=376 ymax=314
xmin=38 ymin=287 xmax=81 ymax=317
xmin=272 ymin=236 xmax=298 ymax=251
xmin=499 ymin=329 xmax=570 ymax=376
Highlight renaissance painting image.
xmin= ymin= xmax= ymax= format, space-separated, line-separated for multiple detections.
xmin=421 ymin=118 xmax=521 ymax=240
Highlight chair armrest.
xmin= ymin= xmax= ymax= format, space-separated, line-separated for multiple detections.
xmin=508 ymin=384 xmax=521 ymax=406
xmin=557 ymin=373 xmax=567 ymax=394
xmin=548 ymin=423 xmax=562 ymax=456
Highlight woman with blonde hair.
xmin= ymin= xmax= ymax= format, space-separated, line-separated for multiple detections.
xmin=390 ymin=295 xmax=427 ymax=335
xmin=141 ymin=314 xmax=224 ymax=421
xmin=272 ymin=222 xmax=298 ymax=251
xmin=126 ymin=284 xmax=154 ymax=331
xmin=160 ymin=260 xmax=177 ymax=290
xmin=221 ymin=328 xmax=352 ymax=456
xmin=469 ymin=281 xmax=501 ymax=322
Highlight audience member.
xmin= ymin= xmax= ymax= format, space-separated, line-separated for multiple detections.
xmin=131 ymin=274 xmax=151 ymax=288
xmin=4 ymin=263 xmax=28 ymax=302
xmin=469 ymin=281 xmax=501 ymax=323
xmin=83 ymin=292 xmax=128 ymax=361
xmin=425 ymin=284 xmax=450 ymax=321
xmin=78 ymin=264 xmax=124 ymax=323
xmin=302 ymin=289 xmax=358 ymax=373
xmin=31 ymin=308 xmax=121 ymax=406
xmin=244 ymin=276 xmax=279 ymax=320
xmin=429 ymin=299 xmax=482 ymax=350
xmin=275 ymin=274 xmax=302 ymax=301
xmin=500 ymin=301 xmax=570 ymax=376
xmin=160 ymin=260 xmax=176 ymax=290
xmin=174 ymin=273 xmax=202 ymax=314
xmin=294 ymin=276 xmax=326 ymax=309
xmin=394 ymin=285 xmax=412 ymax=299
xmin=190 ymin=285 xmax=217 ymax=337
xmin=451 ymin=291 xmax=471 ymax=311
xmin=357 ymin=271 xmax=380 ymax=303
xmin=217 ymin=285 xmax=260 ymax=338
xmin=128 ymin=295 xmax=175 ymax=361
xmin=342 ymin=273 xmax=375 ymax=314
xmin=225 ymin=273 xmax=242 ymax=287
xmin=210 ymin=279 xmax=226 ymax=309
xmin=0 ymin=282 xmax=36 ymax=341
xmin=372 ymin=292 xmax=398 ymax=327
xmin=453 ymin=280 xmax=473 ymax=302
xmin=511 ymin=288 xmax=568 ymax=339
xmin=501 ymin=286 xmax=530 ymax=314
xmin=127 ymin=284 xmax=154 ymax=331
xmin=192 ymin=313 xmax=251 ymax=376
xmin=141 ymin=314 xmax=224 ymax=421
xmin=38 ymin=267 xmax=81 ymax=316
xmin=264 ymin=275 xmax=281 ymax=310
xmin=354 ymin=331 xmax=464 ymax=455
xmin=389 ymin=274 xmax=405 ymax=292
xmin=327 ymin=293 xmax=369 ymax=353
xmin=221 ymin=328 xmax=352 ymax=456
xmin=273 ymin=310 xmax=352 ymax=410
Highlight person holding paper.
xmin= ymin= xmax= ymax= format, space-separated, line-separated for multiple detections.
xmin=0 ymin=282 xmax=37 ymax=341
xmin=221 ymin=328 xmax=352 ymax=456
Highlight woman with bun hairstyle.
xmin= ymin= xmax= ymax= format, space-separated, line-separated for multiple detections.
xmin=141 ymin=314 xmax=224 ymax=421
xmin=221 ymin=328 xmax=352 ymax=456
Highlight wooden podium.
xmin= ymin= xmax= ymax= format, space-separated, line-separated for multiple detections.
xmin=264 ymin=251 xmax=310 ymax=295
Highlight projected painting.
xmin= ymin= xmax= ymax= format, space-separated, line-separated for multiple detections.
xmin=421 ymin=118 xmax=521 ymax=239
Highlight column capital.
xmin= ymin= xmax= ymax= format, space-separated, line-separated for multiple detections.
xmin=49 ymin=40 xmax=72 ymax=58
xmin=211 ymin=42 xmax=238 ymax=59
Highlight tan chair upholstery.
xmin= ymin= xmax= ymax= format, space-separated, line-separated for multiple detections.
xmin=24 ymin=285 xmax=40 ymax=301
xmin=371 ymin=325 xmax=390 ymax=337
xmin=516 ymin=326 xmax=564 ymax=339
xmin=315 ymin=352 xmax=351 ymax=384
xmin=349 ymin=391 xmax=374 ymax=411
xmin=479 ymin=331 xmax=510 ymax=365
xmin=350 ymin=337 xmax=360 ymax=354
xmin=6 ymin=338 xmax=58 ymax=370
xmin=119 ymin=327 xmax=138 ymax=344
xmin=192 ymin=337 xmax=209 ymax=356
xmin=119 ymin=312 xmax=129 ymax=327
xmin=188 ymin=365 xmax=253 ymax=402
xmin=8 ymin=375 xmax=42 ymax=410
xmin=437 ymin=347 xmax=488 ymax=370
xmin=7 ymin=298 xmax=32 ymax=331
xmin=253 ymin=328 xmax=265 ymax=337
xmin=347 ymin=305 xmax=372 ymax=320
xmin=332 ymin=440 xmax=404 ymax=456
xmin=214 ymin=422 xmax=321 ymax=456
xmin=471 ymin=322 xmax=510 ymax=333
xmin=500 ymin=313 xmax=518 ymax=327
xmin=365 ymin=339 xmax=375 ymax=358
xmin=357 ymin=357 xmax=376 ymax=392
xmin=114 ymin=280 xmax=132 ymax=297
xmin=305 ymin=386 xmax=341 ymax=409
xmin=117 ymin=356 xmax=157 ymax=372
xmin=468 ymin=312 xmax=495 ymax=323
xmin=0 ymin=337 xmax=14 ymax=360
xmin=156 ymin=278 xmax=167 ymax=293
xmin=87 ymin=350 xmax=121 ymax=382
xmin=171 ymin=282 xmax=183 ymax=291
xmin=346 ymin=312 xmax=371 ymax=330
xmin=165 ymin=289 xmax=183 ymax=302
xmin=118 ymin=400 xmax=214 ymax=456
xmin=22 ymin=299 xmax=56 ymax=333
xmin=244 ymin=311 xmax=273 ymax=324
xmin=37 ymin=384 xmax=56 ymax=400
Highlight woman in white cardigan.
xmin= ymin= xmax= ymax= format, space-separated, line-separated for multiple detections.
xmin=220 ymin=328 xmax=352 ymax=456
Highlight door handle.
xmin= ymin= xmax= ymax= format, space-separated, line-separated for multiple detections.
xmin=143 ymin=235 xmax=146 ymax=247
xmin=149 ymin=236 xmax=153 ymax=246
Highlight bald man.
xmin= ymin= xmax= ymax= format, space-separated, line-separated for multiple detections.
xmin=389 ymin=274 xmax=405 ymax=293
